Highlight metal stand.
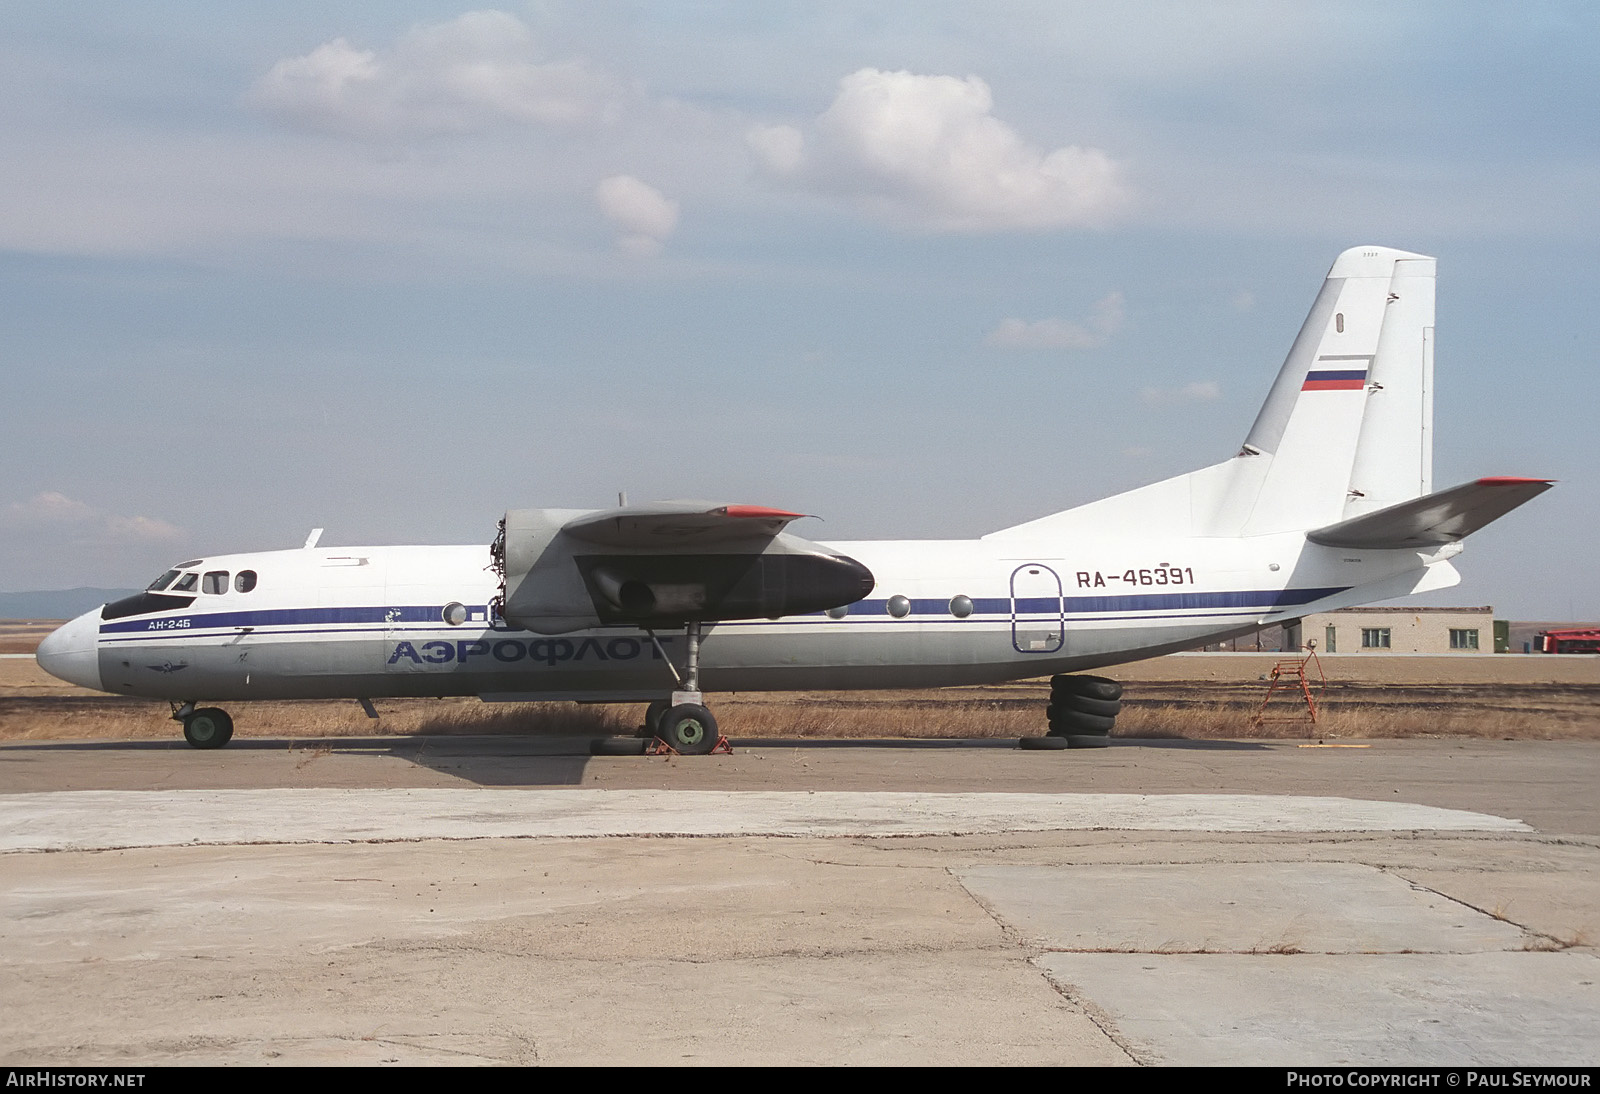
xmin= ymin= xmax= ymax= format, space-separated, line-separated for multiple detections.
xmin=1253 ymin=645 xmax=1326 ymax=729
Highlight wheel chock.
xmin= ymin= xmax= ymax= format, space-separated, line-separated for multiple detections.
xmin=645 ymin=735 xmax=733 ymax=756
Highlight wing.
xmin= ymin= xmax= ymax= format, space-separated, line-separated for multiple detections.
xmin=560 ymin=502 xmax=809 ymax=547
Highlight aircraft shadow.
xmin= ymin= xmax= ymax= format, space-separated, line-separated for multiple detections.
xmin=0 ymin=736 xmax=593 ymax=787
xmin=0 ymin=734 xmax=1273 ymax=793
xmin=728 ymin=736 xmax=1271 ymax=751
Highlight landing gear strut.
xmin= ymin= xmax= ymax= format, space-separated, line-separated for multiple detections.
xmin=642 ymin=621 xmax=725 ymax=756
xmin=173 ymin=702 xmax=234 ymax=749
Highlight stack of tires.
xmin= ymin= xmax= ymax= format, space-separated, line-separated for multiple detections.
xmin=1020 ymin=674 xmax=1122 ymax=750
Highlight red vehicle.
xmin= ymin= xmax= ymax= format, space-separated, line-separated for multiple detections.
xmin=1533 ymin=629 xmax=1600 ymax=654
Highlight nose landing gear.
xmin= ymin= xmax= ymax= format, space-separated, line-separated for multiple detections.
xmin=172 ymin=702 xmax=234 ymax=749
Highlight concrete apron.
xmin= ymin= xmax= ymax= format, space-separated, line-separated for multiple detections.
xmin=0 ymin=788 xmax=1530 ymax=851
xmin=2 ymin=789 xmax=1595 ymax=1066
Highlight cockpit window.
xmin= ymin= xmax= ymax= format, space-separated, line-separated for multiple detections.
xmin=202 ymin=571 xmax=229 ymax=594
xmin=147 ymin=569 xmax=180 ymax=592
xmin=171 ymin=572 xmax=199 ymax=593
xmin=235 ymin=570 xmax=258 ymax=593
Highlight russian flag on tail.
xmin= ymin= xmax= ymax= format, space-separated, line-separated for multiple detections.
xmin=1302 ymin=369 xmax=1367 ymax=390
xmin=1302 ymin=354 xmax=1372 ymax=391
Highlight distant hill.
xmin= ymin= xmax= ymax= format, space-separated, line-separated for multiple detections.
xmin=0 ymin=588 xmax=138 ymax=621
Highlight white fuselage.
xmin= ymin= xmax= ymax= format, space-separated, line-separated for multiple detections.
xmin=40 ymin=531 xmax=1454 ymax=704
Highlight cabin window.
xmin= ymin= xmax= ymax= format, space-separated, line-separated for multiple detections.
xmin=886 ymin=595 xmax=911 ymax=618
xmin=949 ymin=595 xmax=973 ymax=619
xmin=1336 ymin=312 xmax=1345 ymax=333
xmin=147 ymin=569 xmax=180 ymax=592
xmin=826 ymin=606 xmax=849 ymax=620
xmin=1361 ymin=627 xmax=1390 ymax=649
xmin=442 ymin=602 xmax=468 ymax=626
xmin=235 ymin=571 xmax=257 ymax=593
xmin=1449 ymin=628 xmax=1479 ymax=650
xmin=202 ymin=571 xmax=229 ymax=594
xmin=171 ymin=572 xmax=199 ymax=593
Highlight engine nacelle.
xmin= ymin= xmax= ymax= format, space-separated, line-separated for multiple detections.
xmin=494 ymin=506 xmax=874 ymax=634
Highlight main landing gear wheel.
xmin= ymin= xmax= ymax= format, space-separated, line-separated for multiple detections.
xmin=183 ymin=707 xmax=233 ymax=749
xmin=657 ymin=704 xmax=719 ymax=756
xmin=639 ymin=698 xmax=671 ymax=738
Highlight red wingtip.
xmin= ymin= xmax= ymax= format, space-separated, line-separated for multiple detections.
xmin=1476 ymin=476 xmax=1556 ymax=485
xmin=720 ymin=505 xmax=806 ymax=520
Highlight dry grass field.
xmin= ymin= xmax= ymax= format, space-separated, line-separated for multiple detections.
xmin=0 ymin=621 xmax=57 ymax=655
xmin=4 ymin=621 xmax=1598 ymax=743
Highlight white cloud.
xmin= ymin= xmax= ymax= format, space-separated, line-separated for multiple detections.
xmin=2 ymin=492 xmax=184 ymax=544
xmin=595 ymin=175 xmax=679 ymax=256
xmin=5 ymin=492 xmax=97 ymax=525
xmin=102 ymin=515 xmax=187 ymax=543
xmin=749 ymin=68 xmax=1128 ymax=232
xmin=1140 ymin=381 xmax=1221 ymax=405
xmin=250 ymin=11 xmax=617 ymax=140
xmin=988 ymin=292 xmax=1124 ymax=350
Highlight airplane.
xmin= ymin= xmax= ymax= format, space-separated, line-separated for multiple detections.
xmin=35 ymin=245 xmax=1552 ymax=753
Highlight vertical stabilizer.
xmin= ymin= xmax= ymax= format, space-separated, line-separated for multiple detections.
xmin=1344 ymin=256 xmax=1435 ymax=516
xmin=1234 ymin=246 xmax=1436 ymax=536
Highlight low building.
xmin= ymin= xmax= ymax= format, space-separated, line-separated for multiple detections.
xmin=1299 ymin=606 xmax=1495 ymax=654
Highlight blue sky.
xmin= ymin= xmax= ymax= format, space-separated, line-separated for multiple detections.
xmin=1 ymin=2 xmax=1595 ymax=617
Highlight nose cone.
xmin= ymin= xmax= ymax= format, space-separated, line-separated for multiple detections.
xmin=36 ymin=609 xmax=105 ymax=692
xmin=833 ymin=553 xmax=877 ymax=601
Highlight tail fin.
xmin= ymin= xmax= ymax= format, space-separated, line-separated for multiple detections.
xmin=1236 ymin=245 xmax=1435 ymax=534
xmin=987 ymin=245 xmax=1437 ymax=542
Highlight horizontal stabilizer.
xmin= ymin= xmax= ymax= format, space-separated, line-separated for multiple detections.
xmin=1306 ymin=477 xmax=1552 ymax=549
xmin=562 ymin=502 xmax=808 ymax=548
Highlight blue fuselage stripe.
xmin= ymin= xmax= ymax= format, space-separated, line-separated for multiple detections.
xmin=97 ymin=587 xmax=1349 ymax=638
xmin=99 ymin=605 xmax=445 ymax=634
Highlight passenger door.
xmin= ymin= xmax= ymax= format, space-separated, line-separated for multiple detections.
xmin=1010 ymin=563 xmax=1064 ymax=653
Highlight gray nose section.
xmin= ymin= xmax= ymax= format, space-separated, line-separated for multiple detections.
xmin=35 ymin=609 xmax=104 ymax=692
